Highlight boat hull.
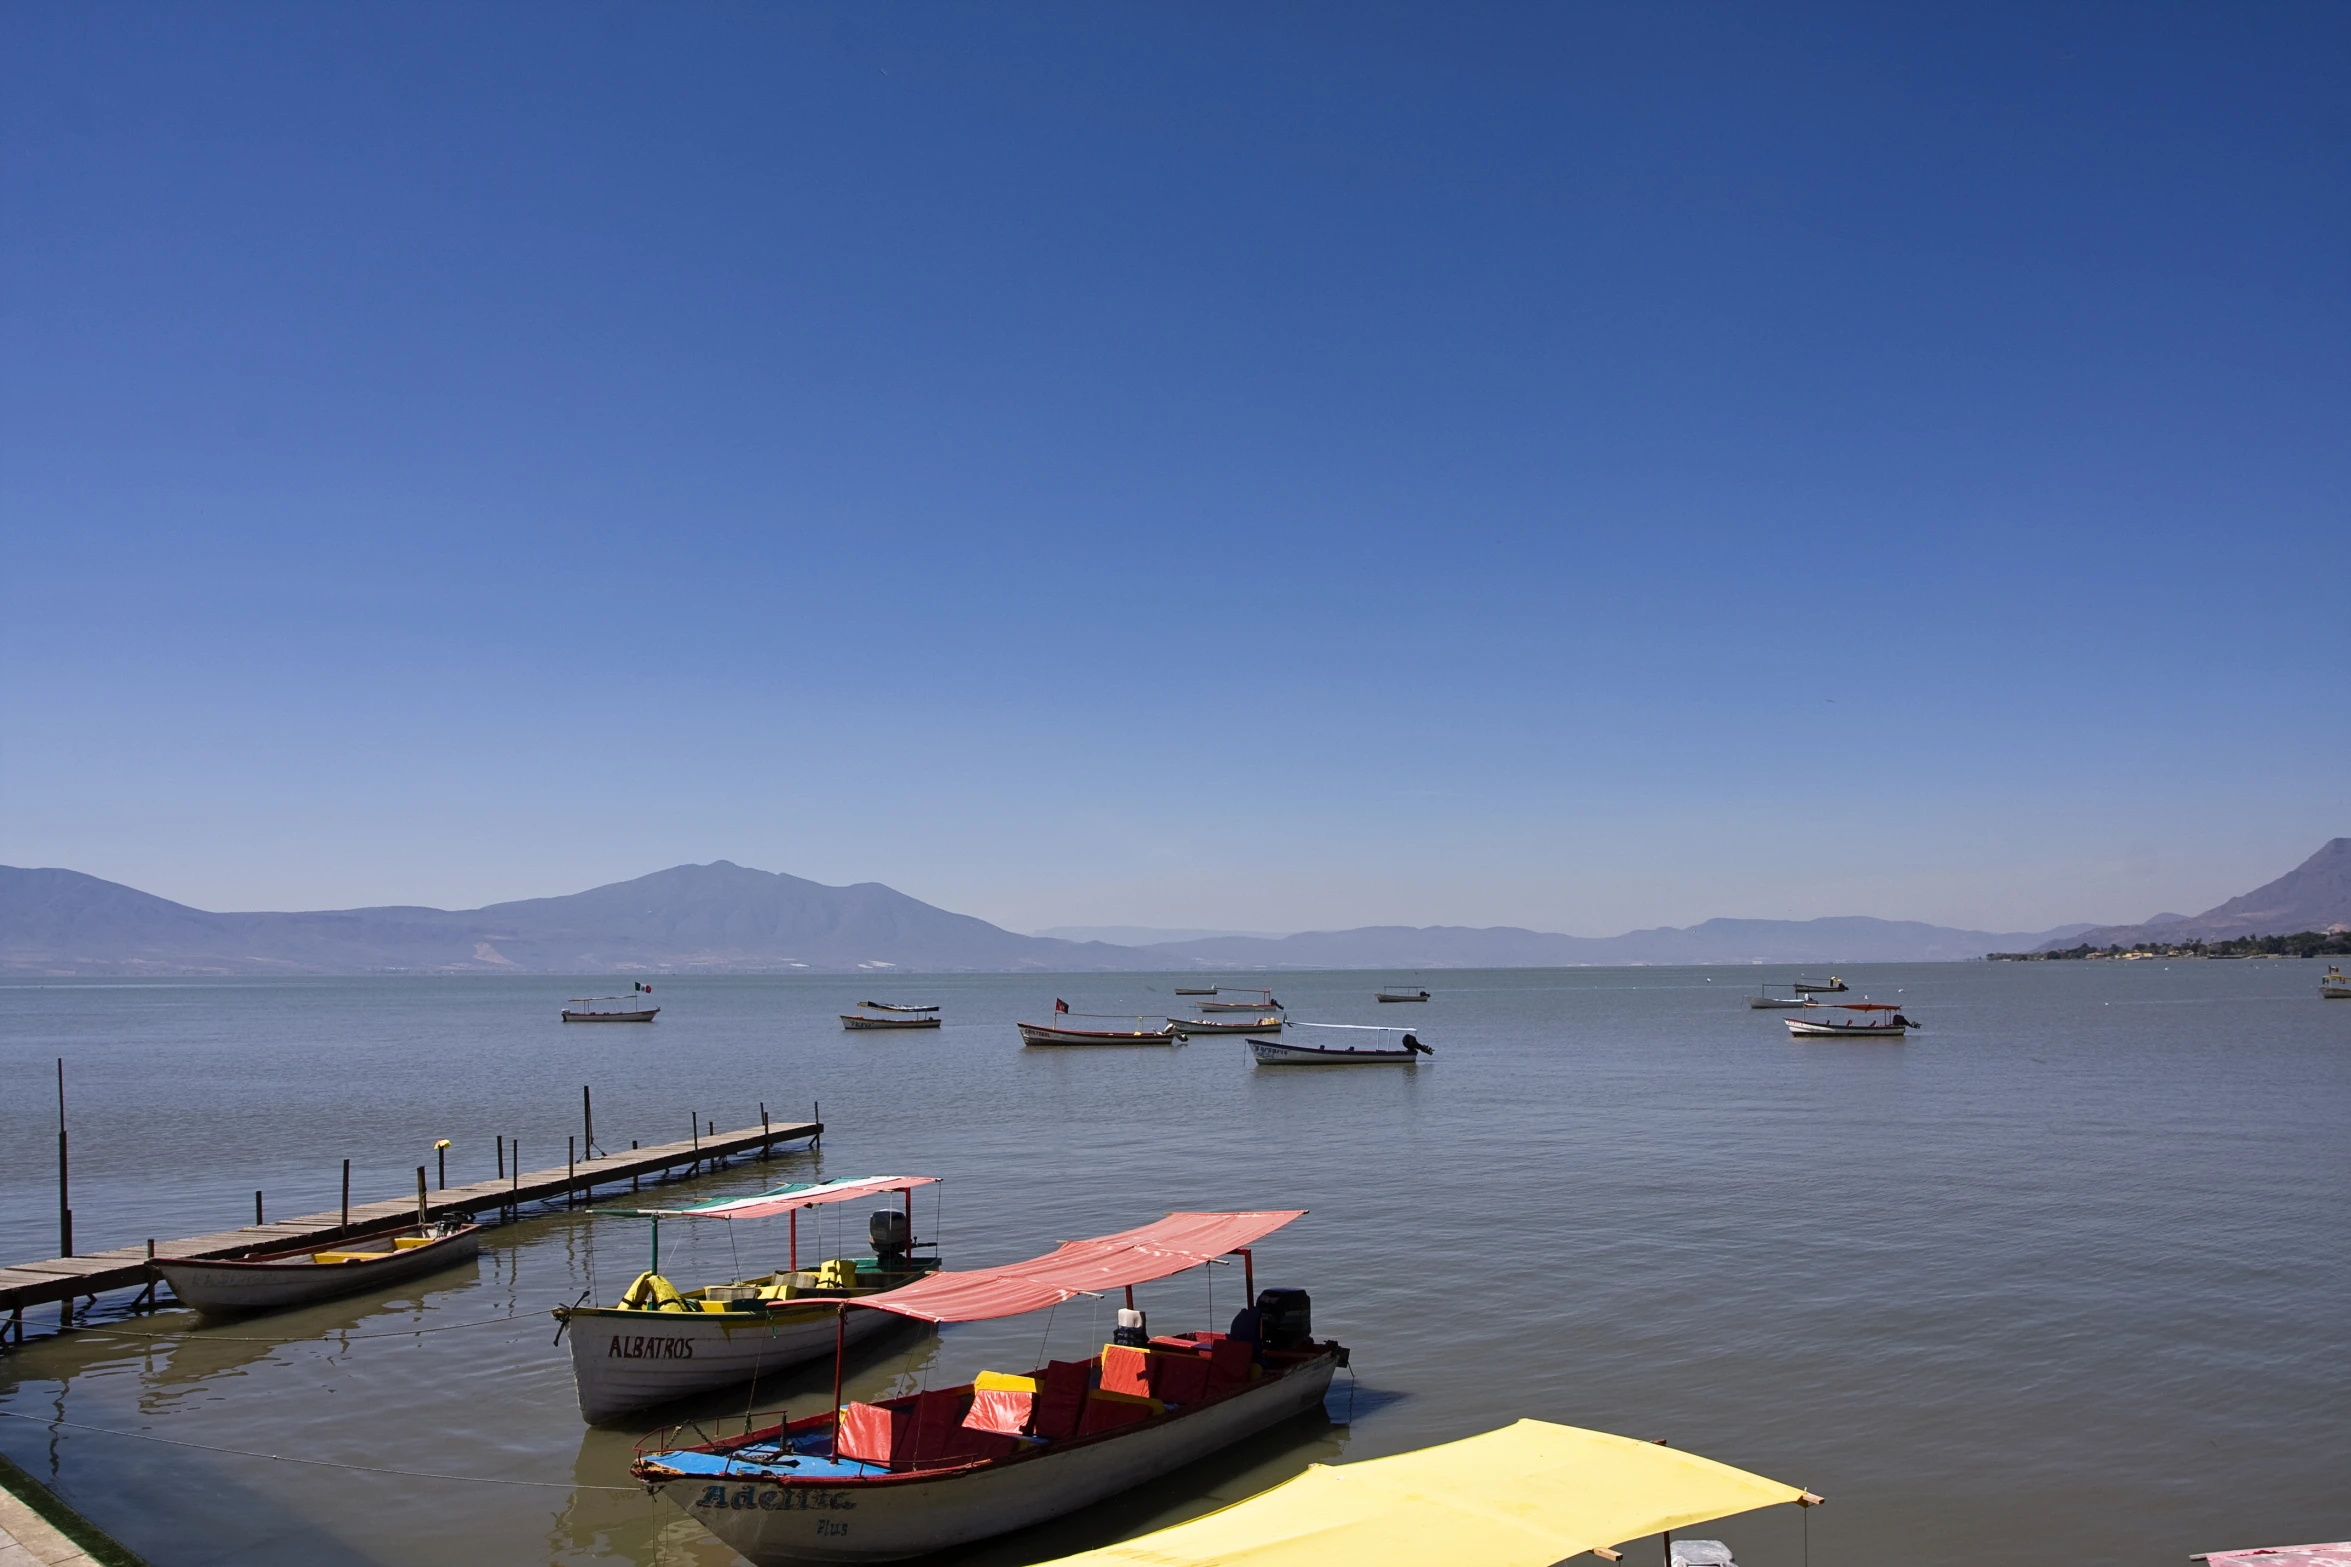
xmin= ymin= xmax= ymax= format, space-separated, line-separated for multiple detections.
xmin=563 ymin=1301 xmax=907 ymax=1424
xmin=154 ymin=1225 xmax=482 ymax=1315
xmin=1017 ymin=1023 xmax=1178 ymax=1046
xmin=1196 ymin=1000 xmax=1278 ymax=1012
xmin=1783 ymin=1019 xmax=1908 ymax=1038
xmin=1168 ymin=1016 xmax=1284 ymax=1036
xmin=1746 ymin=997 xmax=1805 ymax=1009
xmin=1373 ymin=993 xmax=1428 ymax=1003
xmin=563 ymin=1008 xmax=660 ymax=1023
xmin=841 ymin=1016 xmax=941 ymax=1030
xmin=663 ymin=1352 xmax=1338 ymax=1564
xmin=1249 ymin=1037 xmax=1420 ymax=1065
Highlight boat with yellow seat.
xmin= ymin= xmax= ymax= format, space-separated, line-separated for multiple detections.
xmin=556 ymin=1175 xmax=942 ymax=1424
xmin=153 ymin=1221 xmax=480 ymax=1315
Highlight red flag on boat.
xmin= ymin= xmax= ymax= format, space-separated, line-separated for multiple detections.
xmin=1054 ymin=998 xmax=1069 ymax=1014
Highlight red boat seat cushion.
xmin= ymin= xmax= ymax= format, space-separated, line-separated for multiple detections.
xmin=1077 ymin=1390 xmax=1155 ymax=1435
xmin=1153 ymin=1350 xmax=1211 ymax=1405
xmin=963 ymin=1388 xmax=1033 ymax=1436
xmin=1099 ymin=1344 xmax=1153 ymax=1398
xmin=1031 ymin=1359 xmax=1092 ymax=1441
xmin=1205 ymin=1334 xmax=1254 ymax=1395
xmin=834 ymin=1401 xmax=911 ymax=1468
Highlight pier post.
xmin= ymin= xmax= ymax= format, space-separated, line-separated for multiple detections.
xmin=437 ymin=1140 xmax=449 ymax=1190
xmin=510 ymin=1139 xmax=518 ymax=1218
xmin=56 ymin=1060 xmax=72 ymax=1258
xmin=761 ymin=1104 xmax=770 ymax=1159
xmin=632 ymin=1140 xmax=639 ymax=1192
xmin=137 ymin=1240 xmax=156 ymax=1308
xmin=341 ymin=1159 xmax=350 ymax=1229
xmin=583 ymin=1086 xmax=595 ymax=1159
xmin=497 ymin=1135 xmax=504 ymax=1181
xmin=255 ymin=1191 xmax=263 ymax=1226
xmin=568 ymin=1136 xmax=577 ymax=1206
xmin=415 ymin=1166 xmax=427 ymax=1225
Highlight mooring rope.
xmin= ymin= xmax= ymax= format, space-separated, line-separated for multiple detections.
xmin=0 ymin=1408 xmax=641 ymax=1490
xmin=58 ymin=1310 xmax=537 ymax=1345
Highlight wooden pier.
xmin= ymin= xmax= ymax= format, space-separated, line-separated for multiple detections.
xmin=0 ymin=1118 xmax=819 ymax=1334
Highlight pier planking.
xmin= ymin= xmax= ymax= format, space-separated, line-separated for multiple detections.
xmin=0 ymin=1119 xmax=819 ymax=1330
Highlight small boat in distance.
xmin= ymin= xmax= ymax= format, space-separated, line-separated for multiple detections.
xmin=1375 ymin=987 xmax=1430 ymax=1003
xmin=1747 ymin=982 xmax=1806 ymax=1009
xmin=1168 ymin=1014 xmax=1285 ymax=1037
xmin=2321 ymin=966 xmax=2351 ymax=999
xmin=1784 ymin=1002 xmax=1915 ymax=1038
xmin=859 ymin=1001 xmax=939 ymax=1013
xmin=1172 ymin=986 xmax=1218 ymax=996
xmin=1199 ymin=989 xmax=1281 ymax=1012
xmin=155 ymin=1221 xmax=480 ymax=1316
xmin=1250 ymin=1024 xmax=1431 ymax=1065
xmin=562 ymin=996 xmax=660 ymax=1022
xmin=1018 ymin=1020 xmax=1180 ymax=1046
xmin=842 ymin=1014 xmax=942 ymax=1030
xmin=1792 ymin=976 xmax=1849 ymax=995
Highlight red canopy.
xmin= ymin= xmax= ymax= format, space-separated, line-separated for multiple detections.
xmin=861 ymin=1209 xmax=1306 ymax=1323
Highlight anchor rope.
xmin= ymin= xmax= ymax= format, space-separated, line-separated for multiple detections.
xmin=0 ymin=1408 xmax=642 ymax=1491
xmin=56 ymin=1310 xmax=537 ymax=1345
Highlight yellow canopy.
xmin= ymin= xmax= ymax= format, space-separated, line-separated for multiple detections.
xmin=1042 ymin=1419 xmax=1815 ymax=1567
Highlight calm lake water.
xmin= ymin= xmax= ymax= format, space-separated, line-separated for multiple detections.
xmin=1 ymin=964 xmax=2345 ymax=1566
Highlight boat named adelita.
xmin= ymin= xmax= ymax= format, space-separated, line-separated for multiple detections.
xmin=633 ymin=1209 xmax=1340 ymax=1566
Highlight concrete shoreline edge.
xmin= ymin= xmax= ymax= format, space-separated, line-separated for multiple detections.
xmin=0 ymin=1447 xmax=147 ymax=1567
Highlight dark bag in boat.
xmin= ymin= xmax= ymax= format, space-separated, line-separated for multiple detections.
xmin=1255 ymin=1288 xmax=1311 ymax=1350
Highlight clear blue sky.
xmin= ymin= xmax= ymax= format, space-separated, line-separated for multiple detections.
xmin=4 ymin=3 xmax=2344 ymax=937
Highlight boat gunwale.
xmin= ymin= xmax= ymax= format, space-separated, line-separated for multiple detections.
xmin=152 ymin=1222 xmax=480 ymax=1272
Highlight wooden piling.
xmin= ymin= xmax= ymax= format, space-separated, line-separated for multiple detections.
xmin=56 ymin=1061 xmax=72 ymax=1258
xmin=341 ymin=1159 xmax=350 ymax=1228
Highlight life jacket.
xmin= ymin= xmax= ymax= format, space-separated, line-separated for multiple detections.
xmin=618 ymin=1271 xmax=689 ymax=1311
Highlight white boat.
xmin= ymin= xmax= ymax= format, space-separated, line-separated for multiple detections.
xmin=1168 ymin=1015 xmax=1284 ymax=1036
xmin=2321 ymin=966 xmax=2350 ymax=999
xmin=1171 ymin=986 xmax=1218 ymax=996
xmin=1199 ymin=994 xmax=1281 ymax=1012
xmin=1373 ymin=988 xmax=1429 ymax=1003
xmin=1746 ymin=982 xmax=1806 ymax=1009
xmin=557 ymin=1176 xmax=942 ymax=1424
xmin=1017 ymin=1019 xmax=1179 ymax=1046
xmin=1783 ymin=1002 xmax=1915 ymax=1038
xmin=1792 ymin=976 xmax=1849 ymax=995
xmin=635 ymin=1209 xmax=1339 ymax=1565
xmin=154 ymin=1221 xmax=480 ymax=1315
xmin=563 ymin=996 xmax=660 ymax=1022
xmin=1249 ymin=1023 xmax=1431 ymax=1065
xmin=859 ymin=1002 xmax=940 ymax=1013
xmin=841 ymin=1014 xmax=942 ymax=1031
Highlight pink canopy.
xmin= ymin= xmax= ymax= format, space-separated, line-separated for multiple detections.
xmin=861 ymin=1209 xmax=1306 ymax=1323
xmin=2196 ymin=1549 xmax=2351 ymax=1566
xmin=635 ymin=1174 xmax=939 ymax=1222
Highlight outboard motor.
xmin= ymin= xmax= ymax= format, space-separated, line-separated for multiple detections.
xmin=1113 ymin=1306 xmax=1149 ymax=1347
xmin=869 ymin=1209 xmax=910 ymax=1272
xmin=1255 ymin=1288 xmax=1311 ymax=1350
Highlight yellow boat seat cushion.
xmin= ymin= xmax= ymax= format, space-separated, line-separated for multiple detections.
xmin=391 ymin=1237 xmax=433 ymax=1250
xmin=975 ymin=1371 xmax=1038 ymax=1393
xmin=617 ymin=1271 xmax=691 ymax=1312
xmin=311 ymin=1251 xmax=393 ymax=1265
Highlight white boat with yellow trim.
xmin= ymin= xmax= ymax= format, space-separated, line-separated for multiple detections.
xmin=154 ymin=1221 xmax=480 ymax=1315
xmin=634 ymin=1209 xmax=1339 ymax=1565
xmin=556 ymin=1176 xmax=942 ymax=1424
xmin=2321 ymin=966 xmax=2350 ymax=999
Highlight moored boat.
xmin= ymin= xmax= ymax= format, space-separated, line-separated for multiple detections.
xmin=154 ymin=1221 xmax=480 ymax=1315
xmin=1746 ymin=982 xmax=1805 ymax=1009
xmin=2321 ymin=966 xmax=2350 ymax=999
xmin=557 ymin=1175 xmax=943 ymax=1424
xmin=1374 ymin=987 xmax=1429 ymax=1003
xmin=1171 ymin=986 xmax=1218 ymax=996
xmin=842 ymin=1014 xmax=943 ymax=1031
xmin=632 ymin=1209 xmax=1340 ymax=1565
xmin=1249 ymin=1023 xmax=1431 ymax=1065
xmin=1783 ymin=1002 xmax=1915 ymax=1038
xmin=1791 ymin=976 xmax=1849 ymax=995
xmin=860 ymin=1002 xmax=940 ymax=1013
xmin=1199 ymin=990 xmax=1281 ymax=1013
xmin=1018 ymin=1021 xmax=1179 ymax=1046
xmin=1168 ymin=1015 xmax=1284 ymax=1037
xmin=563 ymin=996 xmax=661 ymax=1022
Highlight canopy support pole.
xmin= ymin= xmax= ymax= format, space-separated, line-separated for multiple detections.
xmin=829 ymin=1305 xmax=847 ymax=1458
xmin=790 ymin=1210 xmax=798 ymax=1273
xmin=1240 ymin=1248 xmax=1254 ymax=1304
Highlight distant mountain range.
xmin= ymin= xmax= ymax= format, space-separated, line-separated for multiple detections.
xmin=2034 ymin=838 xmax=2351 ymax=950
xmin=2 ymin=860 xmax=2105 ymax=976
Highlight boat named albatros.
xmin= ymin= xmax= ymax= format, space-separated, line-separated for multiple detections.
xmin=632 ymin=1209 xmax=1341 ymax=1565
xmin=557 ymin=1176 xmax=943 ymax=1424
